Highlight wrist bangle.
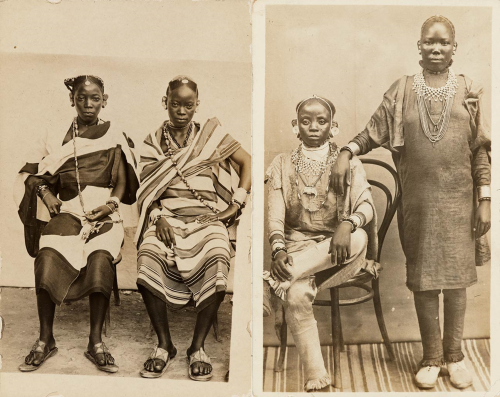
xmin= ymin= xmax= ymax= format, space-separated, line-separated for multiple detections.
xmin=41 ymin=191 xmax=51 ymax=201
xmin=342 ymin=218 xmax=357 ymax=233
xmin=153 ymin=214 xmax=168 ymax=225
xmin=105 ymin=204 xmax=115 ymax=213
xmin=477 ymin=185 xmax=491 ymax=200
xmin=478 ymin=197 xmax=491 ymax=202
xmin=272 ymin=246 xmax=287 ymax=260
xmin=340 ymin=146 xmax=354 ymax=158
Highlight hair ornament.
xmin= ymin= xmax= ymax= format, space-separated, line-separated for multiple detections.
xmin=64 ymin=75 xmax=104 ymax=93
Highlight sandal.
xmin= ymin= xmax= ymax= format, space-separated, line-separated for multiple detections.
xmin=84 ymin=342 xmax=119 ymax=373
xmin=187 ymin=347 xmax=213 ymax=381
xmin=140 ymin=345 xmax=177 ymax=378
xmin=18 ymin=339 xmax=58 ymax=372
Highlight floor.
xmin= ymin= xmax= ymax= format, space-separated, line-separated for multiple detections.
xmin=0 ymin=288 xmax=232 ymax=381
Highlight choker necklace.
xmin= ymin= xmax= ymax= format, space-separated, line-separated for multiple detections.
xmin=163 ymin=121 xmax=193 ymax=149
xmin=425 ymin=67 xmax=449 ymax=75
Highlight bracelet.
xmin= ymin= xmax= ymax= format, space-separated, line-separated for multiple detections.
xmin=232 ymin=187 xmax=248 ymax=207
xmin=105 ymin=204 xmax=115 ymax=214
xmin=477 ymin=185 xmax=491 ymax=200
xmin=271 ymin=239 xmax=286 ymax=252
xmin=231 ymin=199 xmax=245 ymax=209
xmin=352 ymin=212 xmax=366 ymax=228
xmin=106 ymin=198 xmax=119 ymax=212
xmin=342 ymin=218 xmax=357 ymax=233
xmin=152 ymin=214 xmax=169 ymax=225
xmin=478 ymin=197 xmax=491 ymax=202
xmin=272 ymin=246 xmax=287 ymax=260
xmin=36 ymin=184 xmax=50 ymax=198
xmin=41 ymin=191 xmax=51 ymax=201
xmin=340 ymin=146 xmax=354 ymax=158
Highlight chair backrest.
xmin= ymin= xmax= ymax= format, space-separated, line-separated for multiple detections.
xmin=360 ymin=158 xmax=402 ymax=262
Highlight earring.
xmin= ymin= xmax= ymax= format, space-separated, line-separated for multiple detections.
xmin=292 ymin=125 xmax=299 ymax=136
xmin=162 ymin=96 xmax=167 ymax=110
xmin=71 ymin=103 xmax=75 ymax=107
xmin=330 ymin=124 xmax=340 ymax=138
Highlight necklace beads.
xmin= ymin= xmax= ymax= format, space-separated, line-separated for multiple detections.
xmin=412 ymin=68 xmax=458 ymax=102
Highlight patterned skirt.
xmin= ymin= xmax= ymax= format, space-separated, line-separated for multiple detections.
xmin=137 ymin=216 xmax=230 ymax=312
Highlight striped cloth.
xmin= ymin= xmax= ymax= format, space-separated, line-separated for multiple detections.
xmin=14 ymin=120 xmax=139 ymax=304
xmin=136 ymin=118 xmax=242 ymax=311
xmin=263 ymin=339 xmax=490 ymax=392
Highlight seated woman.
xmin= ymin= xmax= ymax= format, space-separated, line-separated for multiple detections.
xmin=15 ymin=75 xmax=139 ymax=373
xmin=263 ymin=95 xmax=378 ymax=391
xmin=135 ymin=76 xmax=251 ymax=380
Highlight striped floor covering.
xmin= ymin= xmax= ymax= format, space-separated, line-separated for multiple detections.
xmin=263 ymin=339 xmax=490 ymax=392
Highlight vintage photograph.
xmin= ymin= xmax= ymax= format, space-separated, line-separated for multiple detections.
xmin=0 ymin=1 xmax=251 ymax=396
xmin=257 ymin=3 xmax=493 ymax=393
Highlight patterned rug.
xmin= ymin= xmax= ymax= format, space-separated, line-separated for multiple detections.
xmin=263 ymin=339 xmax=490 ymax=392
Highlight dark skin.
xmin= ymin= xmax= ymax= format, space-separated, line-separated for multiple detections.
xmin=331 ymin=21 xmax=490 ymax=238
xmin=141 ymin=84 xmax=251 ymax=377
xmin=270 ymin=101 xmax=353 ymax=282
xmin=25 ymin=83 xmax=126 ymax=368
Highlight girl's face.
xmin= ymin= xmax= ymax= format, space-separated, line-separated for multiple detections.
xmin=297 ymin=100 xmax=331 ymax=147
xmin=73 ymin=83 xmax=106 ymax=125
xmin=167 ymin=85 xmax=198 ymax=129
xmin=419 ymin=21 xmax=456 ymax=73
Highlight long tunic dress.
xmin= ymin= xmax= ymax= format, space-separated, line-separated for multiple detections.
xmin=351 ymin=72 xmax=491 ymax=291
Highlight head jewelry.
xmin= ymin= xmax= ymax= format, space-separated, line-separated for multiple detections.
xmin=293 ymin=95 xmax=339 ymax=138
xmin=64 ymin=75 xmax=105 ymax=93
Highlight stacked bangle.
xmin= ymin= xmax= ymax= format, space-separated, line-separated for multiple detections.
xmin=272 ymin=246 xmax=287 ymax=260
xmin=152 ymin=214 xmax=169 ymax=225
xmin=36 ymin=184 xmax=51 ymax=200
xmin=478 ymin=197 xmax=491 ymax=202
xmin=342 ymin=218 xmax=357 ymax=233
xmin=106 ymin=197 xmax=120 ymax=212
xmin=340 ymin=146 xmax=354 ymax=158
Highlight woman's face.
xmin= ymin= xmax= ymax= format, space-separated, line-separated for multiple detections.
xmin=419 ymin=21 xmax=456 ymax=72
xmin=73 ymin=83 xmax=105 ymax=125
xmin=167 ymin=85 xmax=198 ymax=129
xmin=297 ymin=100 xmax=331 ymax=147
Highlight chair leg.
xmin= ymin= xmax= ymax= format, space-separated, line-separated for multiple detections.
xmin=276 ymin=310 xmax=287 ymax=372
xmin=330 ymin=288 xmax=342 ymax=389
xmin=372 ymin=278 xmax=395 ymax=361
xmin=104 ymin=301 xmax=111 ymax=337
xmin=212 ymin=312 xmax=222 ymax=342
xmin=113 ymin=268 xmax=121 ymax=306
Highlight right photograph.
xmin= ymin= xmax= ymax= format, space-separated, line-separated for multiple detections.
xmin=259 ymin=3 xmax=491 ymax=393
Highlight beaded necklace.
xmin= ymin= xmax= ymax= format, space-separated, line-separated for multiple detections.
xmin=161 ymin=121 xmax=220 ymax=215
xmin=291 ymin=142 xmax=338 ymax=212
xmin=72 ymin=117 xmax=122 ymax=236
xmin=412 ymin=68 xmax=458 ymax=145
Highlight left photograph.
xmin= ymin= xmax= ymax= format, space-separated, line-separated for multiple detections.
xmin=0 ymin=1 xmax=251 ymax=396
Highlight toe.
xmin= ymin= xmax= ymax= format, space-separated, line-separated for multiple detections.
xmin=192 ymin=364 xmax=200 ymax=375
xmin=106 ymin=354 xmax=115 ymax=365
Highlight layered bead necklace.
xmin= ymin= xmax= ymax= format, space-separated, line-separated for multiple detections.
xmin=412 ymin=68 xmax=458 ymax=145
xmin=291 ymin=142 xmax=338 ymax=212
xmin=162 ymin=121 xmax=220 ymax=215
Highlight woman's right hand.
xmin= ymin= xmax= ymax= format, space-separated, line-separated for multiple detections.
xmin=42 ymin=193 xmax=62 ymax=217
xmin=156 ymin=217 xmax=176 ymax=249
xmin=331 ymin=150 xmax=351 ymax=196
xmin=271 ymin=250 xmax=293 ymax=282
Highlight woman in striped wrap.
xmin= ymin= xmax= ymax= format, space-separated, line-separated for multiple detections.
xmin=135 ymin=76 xmax=251 ymax=380
xmin=14 ymin=75 xmax=139 ymax=373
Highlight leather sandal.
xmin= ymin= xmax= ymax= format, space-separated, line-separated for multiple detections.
xmin=18 ymin=339 xmax=58 ymax=372
xmin=140 ymin=345 xmax=177 ymax=378
xmin=84 ymin=342 xmax=119 ymax=373
xmin=187 ymin=347 xmax=213 ymax=381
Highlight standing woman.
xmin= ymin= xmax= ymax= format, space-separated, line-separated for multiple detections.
xmin=135 ymin=76 xmax=251 ymax=380
xmin=332 ymin=16 xmax=491 ymax=389
xmin=15 ymin=75 xmax=139 ymax=373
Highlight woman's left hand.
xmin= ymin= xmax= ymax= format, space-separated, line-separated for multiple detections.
xmin=329 ymin=222 xmax=353 ymax=265
xmin=85 ymin=205 xmax=113 ymax=222
xmin=474 ymin=200 xmax=491 ymax=238
xmin=195 ymin=204 xmax=239 ymax=226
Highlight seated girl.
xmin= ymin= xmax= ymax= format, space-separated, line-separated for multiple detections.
xmin=135 ymin=76 xmax=251 ymax=380
xmin=263 ymin=95 xmax=378 ymax=391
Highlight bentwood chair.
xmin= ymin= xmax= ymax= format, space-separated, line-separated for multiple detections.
xmin=275 ymin=159 xmax=402 ymax=389
xmin=103 ymin=253 xmax=122 ymax=337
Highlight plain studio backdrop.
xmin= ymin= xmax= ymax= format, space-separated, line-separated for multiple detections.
xmin=263 ymin=4 xmax=491 ymax=345
xmin=0 ymin=1 xmax=252 ymax=396
xmin=0 ymin=0 xmax=251 ymax=288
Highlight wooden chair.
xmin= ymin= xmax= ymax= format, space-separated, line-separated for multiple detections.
xmin=103 ymin=253 xmax=122 ymax=337
xmin=275 ymin=158 xmax=402 ymax=389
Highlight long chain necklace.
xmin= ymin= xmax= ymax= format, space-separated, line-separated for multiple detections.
xmin=292 ymin=143 xmax=338 ymax=212
xmin=72 ymin=117 xmax=122 ymax=237
xmin=413 ymin=68 xmax=457 ymax=145
xmin=162 ymin=121 xmax=220 ymax=215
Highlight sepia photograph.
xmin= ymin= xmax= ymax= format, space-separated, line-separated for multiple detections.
xmin=254 ymin=1 xmax=494 ymax=394
xmin=0 ymin=1 xmax=252 ymax=396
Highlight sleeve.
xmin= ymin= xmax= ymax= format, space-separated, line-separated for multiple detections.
xmin=353 ymin=200 xmax=374 ymax=226
xmin=472 ymin=145 xmax=491 ymax=186
xmin=350 ymin=102 xmax=392 ymax=155
xmin=266 ymin=154 xmax=286 ymax=240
